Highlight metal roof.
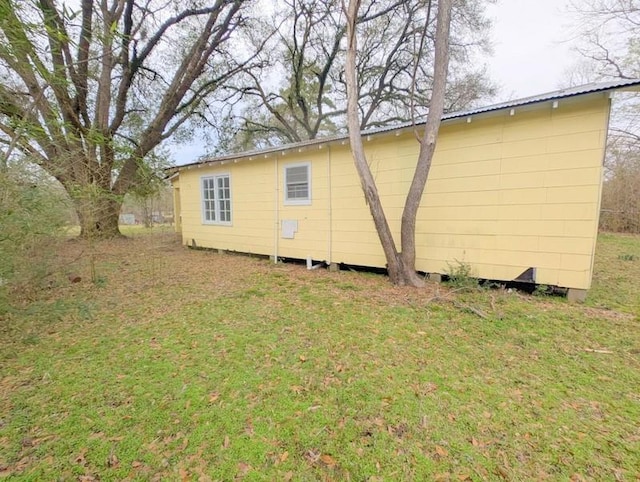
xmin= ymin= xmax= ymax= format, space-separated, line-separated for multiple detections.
xmin=442 ymin=78 xmax=640 ymax=120
xmin=169 ymin=79 xmax=640 ymax=172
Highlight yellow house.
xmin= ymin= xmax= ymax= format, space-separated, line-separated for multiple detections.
xmin=167 ymin=80 xmax=640 ymax=300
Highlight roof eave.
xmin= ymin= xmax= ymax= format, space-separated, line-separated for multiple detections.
xmin=167 ymin=79 xmax=640 ymax=172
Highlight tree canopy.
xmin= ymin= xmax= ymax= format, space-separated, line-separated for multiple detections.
xmin=215 ymin=0 xmax=495 ymax=151
xmin=345 ymin=0 xmax=453 ymax=286
xmin=571 ymin=0 xmax=640 ymax=233
xmin=0 ymin=0 xmax=254 ymax=237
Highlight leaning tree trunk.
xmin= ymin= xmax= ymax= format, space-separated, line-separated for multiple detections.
xmin=73 ymin=190 xmax=123 ymax=239
xmin=345 ymin=0 xmax=452 ymax=287
xmin=344 ymin=0 xmax=407 ymax=285
xmin=399 ymin=0 xmax=452 ymax=285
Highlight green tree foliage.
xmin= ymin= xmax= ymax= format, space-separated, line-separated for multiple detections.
xmin=0 ymin=159 xmax=70 ymax=302
xmin=0 ymin=0 xmax=253 ymax=238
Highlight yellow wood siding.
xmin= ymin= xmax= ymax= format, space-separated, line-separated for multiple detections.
xmin=173 ymin=94 xmax=610 ymax=290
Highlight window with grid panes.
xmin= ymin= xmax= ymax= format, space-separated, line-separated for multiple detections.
xmin=201 ymin=174 xmax=231 ymax=224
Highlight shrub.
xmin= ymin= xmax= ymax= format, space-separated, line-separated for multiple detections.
xmin=444 ymin=259 xmax=477 ymax=289
xmin=0 ymin=161 xmax=70 ymax=306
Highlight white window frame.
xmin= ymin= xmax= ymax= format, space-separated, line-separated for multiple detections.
xmin=201 ymin=173 xmax=232 ymax=226
xmin=284 ymin=162 xmax=312 ymax=206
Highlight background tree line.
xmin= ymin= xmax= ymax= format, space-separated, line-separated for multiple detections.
xmin=572 ymin=0 xmax=640 ymax=233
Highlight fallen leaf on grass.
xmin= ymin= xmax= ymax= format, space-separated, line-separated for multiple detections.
xmin=14 ymin=456 xmax=31 ymax=472
xmin=208 ymin=392 xmax=220 ymax=403
xmin=179 ymin=466 xmax=189 ymax=481
xmin=435 ymin=445 xmax=449 ymax=458
xmin=222 ymin=435 xmax=230 ymax=449
xmin=179 ymin=437 xmax=189 ymax=451
xmin=25 ymin=434 xmax=56 ymax=447
xmin=284 ymin=471 xmax=294 ymax=481
xmin=107 ymin=452 xmax=120 ymax=468
xmin=413 ymin=382 xmax=438 ymax=396
xmin=304 ymin=449 xmax=320 ymax=464
xmin=74 ymin=448 xmax=88 ymax=465
xmin=470 ymin=437 xmax=482 ymax=447
xmin=237 ymin=462 xmax=252 ymax=477
xmin=323 ymin=375 xmax=339 ymax=387
xmin=495 ymin=466 xmax=510 ymax=480
xmin=320 ymin=454 xmax=337 ymax=468
xmin=433 ymin=473 xmax=451 ymax=482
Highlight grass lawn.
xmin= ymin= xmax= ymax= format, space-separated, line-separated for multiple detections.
xmin=1 ymin=229 xmax=639 ymax=481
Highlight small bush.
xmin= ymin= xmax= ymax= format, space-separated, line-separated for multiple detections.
xmin=0 ymin=162 xmax=70 ymax=307
xmin=533 ymin=284 xmax=554 ymax=296
xmin=444 ymin=259 xmax=477 ymax=289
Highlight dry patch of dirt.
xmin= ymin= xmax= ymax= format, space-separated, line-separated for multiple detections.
xmin=41 ymin=232 xmax=446 ymax=313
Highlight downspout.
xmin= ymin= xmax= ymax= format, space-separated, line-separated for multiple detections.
xmin=327 ymin=144 xmax=333 ymax=265
xmin=274 ymin=156 xmax=279 ymax=264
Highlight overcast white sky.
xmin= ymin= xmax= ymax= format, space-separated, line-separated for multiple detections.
xmin=485 ymin=0 xmax=580 ymax=98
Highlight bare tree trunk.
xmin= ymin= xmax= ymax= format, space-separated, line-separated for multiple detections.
xmin=400 ymin=0 xmax=453 ymax=284
xmin=74 ymin=192 xmax=123 ymax=239
xmin=345 ymin=0 xmax=453 ymax=287
xmin=345 ymin=0 xmax=404 ymax=284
